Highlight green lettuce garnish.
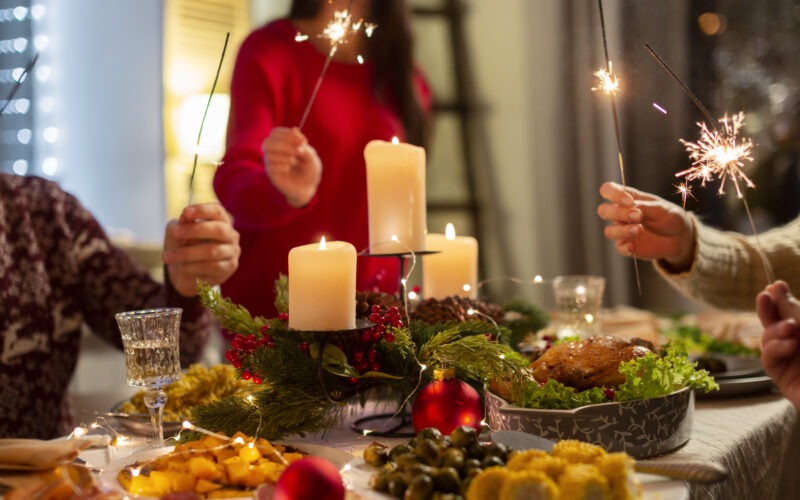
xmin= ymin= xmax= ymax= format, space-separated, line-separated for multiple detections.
xmin=516 ymin=343 xmax=718 ymax=409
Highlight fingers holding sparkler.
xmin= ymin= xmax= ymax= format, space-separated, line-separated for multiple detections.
xmin=597 ymin=182 xmax=697 ymax=271
xmin=263 ymin=127 xmax=322 ymax=208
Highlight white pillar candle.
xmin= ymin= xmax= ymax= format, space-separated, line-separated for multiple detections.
xmin=423 ymin=223 xmax=478 ymax=299
xmin=364 ymin=138 xmax=427 ymax=254
xmin=288 ymin=238 xmax=356 ymax=331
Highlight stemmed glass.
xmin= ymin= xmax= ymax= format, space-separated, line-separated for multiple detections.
xmin=115 ymin=307 xmax=182 ymax=446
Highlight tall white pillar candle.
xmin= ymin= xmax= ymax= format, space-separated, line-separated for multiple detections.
xmin=288 ymin=238 xmax=356 ymax=331
xmin=364 ymin=138 xmax=427 ymax=254
xmin=423 ymin=223 xmax=479 ymax=299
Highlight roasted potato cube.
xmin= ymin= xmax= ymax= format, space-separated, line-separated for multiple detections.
xmin=189 ymin=455 xmax=223 ymax=481
xmin=195 ymin=478 xmax=224 ymax=494
xmin=224 ymin=456 xmax=251 ymax=485
xmin=238 ymin=444 xmax=262 ymax=463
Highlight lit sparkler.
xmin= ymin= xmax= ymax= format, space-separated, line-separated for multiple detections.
xmin=673 ymin=182 xmax=696 ymax=207
xmin=677 ymin=112 xmax=755 ymax=199
xmin=645 ymin=44 xmax=775 ymax=284
xmin=296 ymin=3 xmax=377 ymax=130
xmin=594 ymin=0 xmax=642 ymax=295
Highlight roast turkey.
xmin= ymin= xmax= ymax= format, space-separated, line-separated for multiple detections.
xmin=530 ymin=335 xmax=652 ymax=390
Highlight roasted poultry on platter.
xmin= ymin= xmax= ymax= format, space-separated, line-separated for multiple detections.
xmin=531 ymin=335 xmax=653 ymax=390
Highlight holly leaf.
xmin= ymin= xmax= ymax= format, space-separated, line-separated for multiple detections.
xmin=309 ymin=343 xmax=359 ymax=378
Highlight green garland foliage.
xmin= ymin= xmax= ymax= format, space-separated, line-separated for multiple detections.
xmin=194 ymin=282 xmax=530 ymax=439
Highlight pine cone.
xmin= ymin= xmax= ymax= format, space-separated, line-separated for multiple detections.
xmin=355 ymin=290 xmax=405 ymax=318
xmin=411 ymin=296 xmax=505 ymax=324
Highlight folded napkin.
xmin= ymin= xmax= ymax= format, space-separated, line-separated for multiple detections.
xmin=0 ymin=438 xmax=92 ymax=471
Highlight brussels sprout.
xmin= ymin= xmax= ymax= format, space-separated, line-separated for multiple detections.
xmin=449 ymin=426 xmax=478 ymax=448
xmin=364 ymin=443 xmax=389 ymax=467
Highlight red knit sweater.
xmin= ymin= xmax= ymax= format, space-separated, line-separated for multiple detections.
xmin=214 ymin=19 xmax=429 ymax=317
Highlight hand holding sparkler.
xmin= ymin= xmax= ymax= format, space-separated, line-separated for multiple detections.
xmin=262 ymin=126 xmax=322 ymax=208
xmin=597 ymin=182 xmax=696 ymax=273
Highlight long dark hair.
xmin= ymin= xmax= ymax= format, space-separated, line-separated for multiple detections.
xmin=289 ymin=0 xmax=428 ymax=148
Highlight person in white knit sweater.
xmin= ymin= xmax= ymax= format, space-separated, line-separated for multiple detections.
xmin=596 ymin=181 xmax=800 ymax=310
xmin=597 ymin=181 xmax=800 ymax=409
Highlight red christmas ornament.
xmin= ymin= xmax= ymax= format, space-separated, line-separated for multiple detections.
xmin=273 ymin=456 xmax=345 ymax=500
xmin=411 ymin=367 xmax=484 ymax=435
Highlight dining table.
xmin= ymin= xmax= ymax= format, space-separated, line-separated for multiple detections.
xmin=71 ymin=385 xmax=800 ymax=500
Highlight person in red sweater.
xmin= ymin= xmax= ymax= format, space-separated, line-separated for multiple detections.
xmin=214 ymin=0 xmax=430 ymax=318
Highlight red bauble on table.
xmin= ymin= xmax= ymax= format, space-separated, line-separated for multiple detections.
xmin=273 ymin=456 xmax=345 ymax=500
xmin=411 ymin=367 xmax=484 ymax=435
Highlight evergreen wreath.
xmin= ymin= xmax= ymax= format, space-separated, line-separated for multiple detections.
xmin=191 ymin=279 xmax=546 ymax=439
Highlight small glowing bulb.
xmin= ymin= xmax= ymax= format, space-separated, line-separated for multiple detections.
xmin=420 ymin=364 xmax=428 ymax=371
xmin=357 ymin=54 xmax=364 ymax=64
xmin=533 ymin=275 xmax=544 ymax=283
xmin=182 ymin=421 xmax=193 ymax=430
xmin=462 ymin=284 xmax=472 ymax=292
xmin=467 ymin=308 xmax=476 ymax=315
xmin=400 ymin=278 xmax=407 ymax=286
xmin=247 ymin=395 xmax=255 ymax=404
xmin=576 ymin=285 xmax=587 ymax=295
xmin=72 ymin=427 xmax=88 ymax=438
xmin=407 ymin=290 xmax=418 ymax=300
xmin=247 ymin=442 xmax=255 ymax=449
xmin=362 ymin=429 xmax=372 ymax=437
xmin=131 ymin=468 xmax=141 ymax=477
xmin=585 ymin=313 xmax=595 ymax=323
xmin=499 ymin=354 xmax=506 ymax=359
xmin=294 ymin=32 xmax=309 ymax=42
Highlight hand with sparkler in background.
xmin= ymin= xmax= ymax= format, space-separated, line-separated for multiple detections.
xmin=213 ymin=0 xmax=430 ymax=319
xmin=597 ymin=181 xmax=800 ymax=311
xmin=757 ymin=280 xmax=800 ymax=410
xmin=262 ymin=126 xmax=322 ymax=208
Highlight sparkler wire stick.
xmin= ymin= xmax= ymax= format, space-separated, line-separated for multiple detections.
xmin=644 ymin=43 xmax=717 ymax=128
xmin=0 ymin=53 xmax=39 ymax=119
xmin=597 ymin=0 xmax=642 ymax=295
xmin=188 ymin=32 xmax=230 ymax=206
xmin=644 ymin=44 xmax=775 ymax=284
xmin=298 ymin=0 xmax=356 ymax=130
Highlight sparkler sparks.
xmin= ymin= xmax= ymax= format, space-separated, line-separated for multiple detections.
xmin=296 ymin=4 xmax=377 ymax=129
xmin=677 ymin=112 xmax=755 ymax=199
xmin=592 ymin=63 xmax=620 ymax=96
xmin=673 ymin=182 xmax=696 ymax=207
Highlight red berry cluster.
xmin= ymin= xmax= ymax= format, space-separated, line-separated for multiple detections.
xmin=351 ymin=305 xmax=403 ymax=374
xmin=224 ymin=324 xmax=276 ymax=384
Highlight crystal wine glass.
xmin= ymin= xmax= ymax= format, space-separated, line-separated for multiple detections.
xmin=115 ymin=307 xmax=182 ymax=445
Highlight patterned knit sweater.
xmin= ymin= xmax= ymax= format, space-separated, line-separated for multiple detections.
xmin=0 ymin=175 xmax=210 ymax=438
xmin=655 ymin=213 xmax=800 ymax=310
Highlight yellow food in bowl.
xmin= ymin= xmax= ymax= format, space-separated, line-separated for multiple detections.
xmin=466 ymin=440 xmax=641 ymax=500
xmin=117 ymin=432 xmax=305 ymax=498
xmin=120 ymin=364 xmax=251 ymax=422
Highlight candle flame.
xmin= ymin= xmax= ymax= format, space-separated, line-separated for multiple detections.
xmin=391 ymin=136 xmax=399 ymax=145
xmin=445 ymin=222 xmax=456 ymax=240
xmin=319 ymin=236 xmax=327 ymax=250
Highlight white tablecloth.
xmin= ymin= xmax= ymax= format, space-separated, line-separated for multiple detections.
xmin=81 ymin=392 xmax=800 ymax=500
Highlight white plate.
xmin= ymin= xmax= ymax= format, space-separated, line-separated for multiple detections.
xmin=98 ymin=441 xmax=353 ymax=499
xmin=341 ymin=457 xmax=689 ymax=500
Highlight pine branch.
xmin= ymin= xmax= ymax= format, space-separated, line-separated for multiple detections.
xmin=198 ymin=281 xmax=267 ymax=334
